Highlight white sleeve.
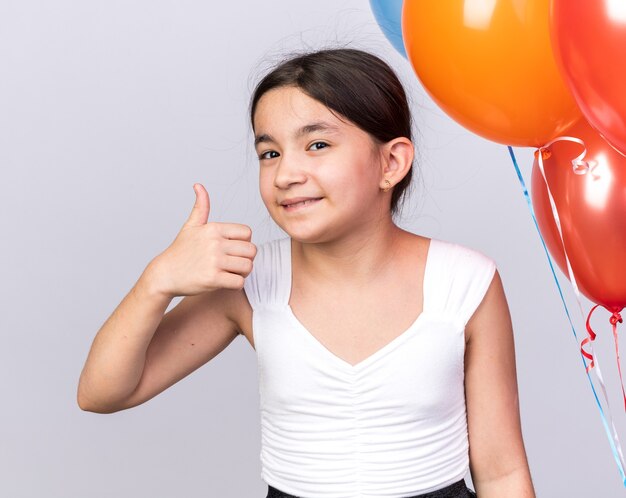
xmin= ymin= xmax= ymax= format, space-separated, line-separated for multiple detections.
xmin=242 ymin=237 xmax=290 ymax=310
xmin=455 ymin=247 xmax=497 ymax=327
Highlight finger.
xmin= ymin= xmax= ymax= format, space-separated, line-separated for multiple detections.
xmin=214 ymin=222 xmax=253 ymax=242
xmin=186 ymin=183 xmax=210 ymax=227
xmin=222 ymin=239 xmax=257 ymax=260
xmin=214 ymin=271 xmax=246 ymax=290
xmin=220 ymin=254 xmax=255 ymax=277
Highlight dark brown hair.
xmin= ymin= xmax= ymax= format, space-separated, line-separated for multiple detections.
xmin=249 ymin=48 xmax=414 ymax=217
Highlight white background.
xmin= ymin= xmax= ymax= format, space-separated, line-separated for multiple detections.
xmin=2 ymin=1 xmax=625 ymax=496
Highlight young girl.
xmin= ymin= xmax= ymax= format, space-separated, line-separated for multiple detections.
xmin=78 ymin=48 xmax=535 ymax=498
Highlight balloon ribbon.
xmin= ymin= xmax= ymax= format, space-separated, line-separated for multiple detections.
xmin=508 ymin=143 xmax=626 ymax=486
xmin=584 ymin=305 xmax=626 ymax=410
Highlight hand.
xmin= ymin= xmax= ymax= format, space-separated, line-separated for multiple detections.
xmin=149 ymin=184 xmax=256 ymax=298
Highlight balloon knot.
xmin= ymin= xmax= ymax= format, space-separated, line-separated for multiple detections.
xmin=610 ymin=312 xmax=623 ymax=326
xmin=534 ymin=148 xmax=552 ymax=161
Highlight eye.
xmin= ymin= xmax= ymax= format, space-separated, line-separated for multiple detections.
xmin=258 ymin=150 xmax=279 ymax=160
xmin=309 ymin=141 xmax=328 ymax=151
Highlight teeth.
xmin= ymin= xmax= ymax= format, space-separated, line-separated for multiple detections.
xmin=288 ymin=198 xmax=318 ymax=207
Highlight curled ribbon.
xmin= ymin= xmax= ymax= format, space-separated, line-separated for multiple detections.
xmin=534 ymin=135 xmax=592 ymax=175
xmin=582 ymin=304 xmax=599 ymax=373
xmin=508 ymin=143 xmax=626 ymax=485
xmin=585 ymin=306 xmax=626 ymax=410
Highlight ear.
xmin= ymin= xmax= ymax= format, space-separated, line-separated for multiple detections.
xmin=378 ymin=137 xmax=414 ymax=189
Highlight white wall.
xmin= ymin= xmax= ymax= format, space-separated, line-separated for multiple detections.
xmin=2 ymin=1 xmax=625 ymax=496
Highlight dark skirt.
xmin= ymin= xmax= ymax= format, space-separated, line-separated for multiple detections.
xmin=266 ymin=479 xmax=477 ymax=498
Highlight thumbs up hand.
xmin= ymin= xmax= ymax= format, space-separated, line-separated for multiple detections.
xmin=149 ymin=184 xmax=257 ymax=298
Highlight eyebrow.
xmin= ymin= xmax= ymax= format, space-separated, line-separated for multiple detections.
xmin=254 ymin=121 xmax=340 ymax=147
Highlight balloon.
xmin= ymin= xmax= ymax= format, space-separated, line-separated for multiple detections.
xmin=550 ymin=0 xmax=626 ymax=157
xmin=369 ymin=0 xmax=406 ymax=58
xmin=402 ymin=0 xmax=580 ymax=147
xmin=531 ymin=118 xmax=626 ymax=312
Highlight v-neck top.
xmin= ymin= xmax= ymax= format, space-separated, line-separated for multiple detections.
xmin=243 ymin=237 xmax=496 ymax=498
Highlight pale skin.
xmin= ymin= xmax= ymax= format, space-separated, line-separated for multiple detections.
xmin=77 ymin=85 xmax=535 ymax=497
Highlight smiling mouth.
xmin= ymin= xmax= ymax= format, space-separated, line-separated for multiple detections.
xmin=282 ymin=198 xmax=323 ymax=210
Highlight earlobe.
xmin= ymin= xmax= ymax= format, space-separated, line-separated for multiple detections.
xmin=381 ymin=138 xmax=414 ymax=186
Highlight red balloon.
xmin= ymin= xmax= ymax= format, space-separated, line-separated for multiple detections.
xmin=551 ymin=1 xmax=626 ymax=156
xmin=531 ymin=118 xmax=626 ymax=312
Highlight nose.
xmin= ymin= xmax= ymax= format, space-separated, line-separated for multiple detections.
xmin=273 ymin=151 xmax=307 ymax=189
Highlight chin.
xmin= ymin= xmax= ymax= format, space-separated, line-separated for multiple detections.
xmin=273 ymin=221 xmax=330 ymax=244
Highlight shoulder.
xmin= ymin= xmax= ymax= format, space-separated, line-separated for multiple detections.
xmin=227 ymin=237 xmax=289 ymax=341
xmin=426 ymin=237 xmax=498 ymax=329
xmin=244 ymin=236 xmax=289 ymax=283
xmin=430 ymin=237 xmax=497 ymax=292
xmin=431 ymin=237 xmax=496 ymax=269
xmin=465 ymin=266 xmax=507 ymax=341
xmin=234 ymin=236 xmax=290 ymax=312
xmin=399 ymin=231 xmax=496 ymax=286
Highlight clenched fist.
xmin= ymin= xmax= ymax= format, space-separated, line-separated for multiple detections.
xmin=149 ymin=184 xmax=257 ymax=298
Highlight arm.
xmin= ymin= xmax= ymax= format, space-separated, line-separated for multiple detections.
xmin=76 ymin=263 xmax=172 ymax=413
xmin=464 ymin=269 xmax=535 ymax=497
xmin=77 ymin=260 xmax=249 ymax=414
xmin=77 ymin=183 xmax=255 ymax=414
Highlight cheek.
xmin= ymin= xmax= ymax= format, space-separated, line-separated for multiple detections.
xmin=333 ymin=158 xmax=379 ymax=198
xmin=259 ymin=172 xmax=274 ymax=206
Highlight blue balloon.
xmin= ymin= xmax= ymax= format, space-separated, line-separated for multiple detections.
xmin=369 ymin=0 xmax=406 ymax=58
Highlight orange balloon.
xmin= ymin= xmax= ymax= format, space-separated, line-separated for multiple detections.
xmin=531 ymin=118 xmax=626 ymax=312
xmin=402 ymin=0 xmax=580 ymax=147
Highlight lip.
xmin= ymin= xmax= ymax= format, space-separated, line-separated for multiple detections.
xmin=280 ymin=197 xmax=323 ymax=211
xmin=280 ymin=196 xmax=323 ymax=207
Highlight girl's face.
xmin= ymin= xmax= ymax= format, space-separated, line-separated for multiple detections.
xmin=253 ymin=85 xmax=387 ymax=243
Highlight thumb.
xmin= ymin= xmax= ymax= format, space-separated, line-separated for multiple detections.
xmin=186 ymin=183 xmax=210 ymax=226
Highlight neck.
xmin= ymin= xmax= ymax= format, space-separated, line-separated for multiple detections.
xmin=291 ymin=219 xmax=407 ymax=285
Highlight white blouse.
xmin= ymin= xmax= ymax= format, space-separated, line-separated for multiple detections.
xmin=243 ymin=237 xmax=496 ymax=498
